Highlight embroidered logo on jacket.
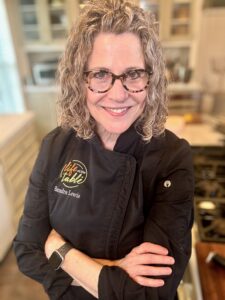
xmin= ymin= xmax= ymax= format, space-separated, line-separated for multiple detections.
xmin=59 ymin=160 xmax=88 ymax=188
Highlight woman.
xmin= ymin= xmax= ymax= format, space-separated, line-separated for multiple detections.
xmin=14 ymin=0 xmax=194 ymax=299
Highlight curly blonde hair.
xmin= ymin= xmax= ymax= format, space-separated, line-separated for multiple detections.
xmin=57 ymin=0 xmax=168 ymax=141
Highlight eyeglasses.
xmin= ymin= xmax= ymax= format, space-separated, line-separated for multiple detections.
xmin=84 ymin=68 xmax=153 ymax=93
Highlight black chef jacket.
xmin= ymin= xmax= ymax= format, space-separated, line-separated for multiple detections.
xmin=13 ymin=125 xmax=194 ymax=300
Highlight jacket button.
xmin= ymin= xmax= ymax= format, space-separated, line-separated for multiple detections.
xmin=164 ymin=180 xmax=171 ymax=188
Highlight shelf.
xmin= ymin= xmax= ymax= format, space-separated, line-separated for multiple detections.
xmin=140 ymin=2 xmax=159 ymax=10
xmin=25 ymin=85 xmax=59 ymax=93
xmin=20 ymin=4 xmax=36 ymax=12
xmin=25 ymin=43 xmax=65 ymax=52
xmin=49 ymin=4 xmax=66 ymax=11
xmin=173 ymin=0 xmax=191 ymax=4
xmin=140 ymin=0 xmax=159 ymax=4
xmin=171 ymin=19 xmax=190 ymax=26
xmin=51 ymin=24 xmax=67 ymax=30
xmin=162 ymin=40 xmax=192 ymax=48
xmin=23 ymin=25 xmax=39 ymax=31
xmin=167 ymin=82 xmax=202 ymax=93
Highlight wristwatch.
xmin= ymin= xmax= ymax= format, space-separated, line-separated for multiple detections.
xmin=48 ymin=242 xmax=73 ymax=270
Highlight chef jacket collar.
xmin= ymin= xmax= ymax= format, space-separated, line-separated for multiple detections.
xmin=89 ymin=124 xmax=166 ymax=157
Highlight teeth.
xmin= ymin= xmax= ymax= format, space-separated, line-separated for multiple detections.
xmin=107 ymin=107 xmax=128 ymax=113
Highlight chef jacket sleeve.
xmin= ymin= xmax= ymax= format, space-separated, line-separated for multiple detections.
xmin=98 ymin=139 xmax=194 ymax=300
xmin=13 ymin=134 xmax=73 ymax=300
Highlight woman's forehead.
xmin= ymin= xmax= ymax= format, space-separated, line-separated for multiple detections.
xmin=87 ymin=32 xmax=145 ymax=71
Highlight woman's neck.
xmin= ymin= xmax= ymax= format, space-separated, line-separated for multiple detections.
xmin=96 ymin=126 xmax=120 ymax=151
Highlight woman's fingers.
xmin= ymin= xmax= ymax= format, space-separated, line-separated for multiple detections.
xmin=134 ymin=276 xmax=165 ymax=287
xmin=136 ymin=265 xmax=172 ymax=277
xmin=121 ymin=259 xmax=173 ymax=278
xmin=134 ymin=253 xmax=175 ymax=266
xmin=118 ymin=256 xmax=174 ymax=280
xmin=117 ymin=242 xmax=175 ymax=287
xmin=132 ymin=242 xmax=169 ymax=256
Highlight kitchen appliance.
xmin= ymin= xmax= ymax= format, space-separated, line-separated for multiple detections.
xmin=193 ymin=146 xmax=225 ymax=242
xmin=32 ymin=60 xmax=58 ymax=85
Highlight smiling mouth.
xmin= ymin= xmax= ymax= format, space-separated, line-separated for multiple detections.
xmin=103 ymin=106 xmax=131 ymax=116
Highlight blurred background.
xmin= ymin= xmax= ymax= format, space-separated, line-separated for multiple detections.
xmin=0 ymin=0 xmax=225 ymax=299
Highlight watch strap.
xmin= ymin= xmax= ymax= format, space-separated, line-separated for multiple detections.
xmin=56 ymin=242 xmax=73 ymax=258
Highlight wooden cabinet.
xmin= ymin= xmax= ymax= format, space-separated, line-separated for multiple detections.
xmin=0 ymin=112 xmax=39 ymax=230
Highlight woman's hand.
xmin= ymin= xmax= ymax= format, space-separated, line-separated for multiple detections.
xmin=45 ymin=231 xmax=174 ymax=289
xmin=44 ymin=229 xmax=65 ymax=259
xmin=115 ymin=242 xmax=175 ymax=287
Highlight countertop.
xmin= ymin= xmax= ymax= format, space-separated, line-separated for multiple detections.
xmin=196 ymin=242 xmax=225 ymax=300
xmin=0 ymin=112 xmax=224 ymax=147
xmin=0 ymin=112 xmax=35 ymax=149
xmin=166 ymin=115 xmax=224 ymax=147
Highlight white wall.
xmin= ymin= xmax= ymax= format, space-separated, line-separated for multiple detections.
xmin=196 ymin=8 xmax=225 ymax=115
xmin=196 ymin=8 xmax=225 ymax=93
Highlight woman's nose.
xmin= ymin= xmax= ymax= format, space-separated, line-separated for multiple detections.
xmin=107 ymin=78 xmax=128 ymax=102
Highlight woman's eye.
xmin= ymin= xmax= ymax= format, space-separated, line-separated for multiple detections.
xmin=93 ymin=71 xmax=109 ymax=79
xmin=126 ymin=70 xmax=140 ymax=80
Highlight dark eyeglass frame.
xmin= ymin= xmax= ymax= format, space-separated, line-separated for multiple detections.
xmin=84 ymin=68 xmax=153 ymax=93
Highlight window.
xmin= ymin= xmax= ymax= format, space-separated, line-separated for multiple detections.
xmin=0 ymin=0 xmax=25 ymax=113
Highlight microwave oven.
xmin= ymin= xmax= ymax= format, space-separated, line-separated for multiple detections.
xmin=32 ymin=61 xmax=58 ymax=85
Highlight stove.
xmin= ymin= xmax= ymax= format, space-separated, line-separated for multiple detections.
xmin=193 ymin=146 xmax=225 ymax=243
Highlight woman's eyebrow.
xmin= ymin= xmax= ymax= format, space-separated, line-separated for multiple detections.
xmin=125 ymin=66 xmax=145 ymax=71
xmin=88 ymin=66 xmax=144 ymax=72
xmin=86 ymin=67 xmax=110 ymax=72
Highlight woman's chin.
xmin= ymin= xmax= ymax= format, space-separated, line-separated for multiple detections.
xmin=100 ymin=124 xmax=131 ymax=136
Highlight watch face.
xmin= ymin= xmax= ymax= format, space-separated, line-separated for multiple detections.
xmin=49 ymin=251 xmax=63 ymax=270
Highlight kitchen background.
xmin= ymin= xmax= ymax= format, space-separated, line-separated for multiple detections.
xmin=0 ymin=0 xmax=225 ymax=299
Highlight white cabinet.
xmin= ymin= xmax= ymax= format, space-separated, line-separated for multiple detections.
xmin=139 ymin=0 xmax=203 ymax=114
xmin=140 ymin=0 xmax=202 ymax=81
xmin=140 ymin=0 xmax=194 ymax=39
xmin=18 ymin=0 xmax=78 ymax=43
xmin=5 ymin=0 xmax=81 ymax=138
xmin=0 ymin=112 xmax=39 ymax=257
xmin=13 ymin=0 xmax=80 ymax=85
